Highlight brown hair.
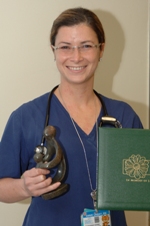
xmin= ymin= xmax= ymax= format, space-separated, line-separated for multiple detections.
xmin=50 ymin=7 xmax=105 ymax=46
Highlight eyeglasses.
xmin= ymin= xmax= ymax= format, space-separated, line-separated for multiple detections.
xmin=51 ymin=43 xmax=101 ymax=55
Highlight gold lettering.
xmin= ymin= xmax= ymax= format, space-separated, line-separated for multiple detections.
xmin=126 ymin=179 xmax=130 ymax=182
xmin=131 ymin=179 xmax=142 ymax=182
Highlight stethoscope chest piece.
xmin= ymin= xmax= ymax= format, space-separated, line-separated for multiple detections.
xmin=99 ymin=116 xmax=122 ymax=128
xmin=34 ymin=125 xmax=69 ymax=200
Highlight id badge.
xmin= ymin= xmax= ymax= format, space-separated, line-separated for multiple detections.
xmin=81 ymin=209 xmax=111 ymax=226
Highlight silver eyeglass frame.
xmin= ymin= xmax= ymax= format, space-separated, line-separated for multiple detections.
xmin=51 ymin=43 xmax=102 ymax=52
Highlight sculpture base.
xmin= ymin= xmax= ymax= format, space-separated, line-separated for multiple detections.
xmin=42 ymin=183 xmax=69 ymax=200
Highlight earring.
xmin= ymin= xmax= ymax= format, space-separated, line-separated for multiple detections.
xmin=99 ymin=58 xmax=102 ymax=62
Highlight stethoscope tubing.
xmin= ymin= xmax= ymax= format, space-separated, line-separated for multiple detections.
xmin=41 ymin=85 xmax=121 ymax=145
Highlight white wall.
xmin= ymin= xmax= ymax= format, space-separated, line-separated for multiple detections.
xmin=0 ymin=0 xmax=149 ymax=225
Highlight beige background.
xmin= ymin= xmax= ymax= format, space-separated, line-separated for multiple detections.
xmin=0 ymin=0 xmax=149 ymax=225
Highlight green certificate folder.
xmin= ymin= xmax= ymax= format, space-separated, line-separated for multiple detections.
xmin=97 ymin=128 xmax=150 ymax=211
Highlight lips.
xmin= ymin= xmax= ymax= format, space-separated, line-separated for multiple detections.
xmin=67 ymin=66 xmax=86 ymax=71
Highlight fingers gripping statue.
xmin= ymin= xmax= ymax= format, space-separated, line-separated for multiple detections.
xmin=33 ymin=125 xmax=69 ymax=200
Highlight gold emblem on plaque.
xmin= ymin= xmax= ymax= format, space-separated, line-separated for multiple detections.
xmin=123 ymin=154 xmax=149 ymax=179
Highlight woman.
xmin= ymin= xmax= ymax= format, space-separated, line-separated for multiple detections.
xmin=0 ymin=7 xmax=142 ymax=226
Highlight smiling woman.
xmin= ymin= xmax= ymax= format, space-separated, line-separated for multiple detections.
xmin=51 ymin=24 xmax=104 ymax=91
xmin=0 ymin=7 xmax=143 ymax=226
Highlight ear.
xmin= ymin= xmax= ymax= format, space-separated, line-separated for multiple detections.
xmin=51 ymin=45 xmax=54 ymax=52
xmin=99 ymin=43 xmax=105 ymax=58
xmin=51 ymin=45 xmax=56 ymax=60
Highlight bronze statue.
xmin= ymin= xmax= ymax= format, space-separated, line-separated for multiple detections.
xmin=33 ymin=125 xmax=69 ymax=200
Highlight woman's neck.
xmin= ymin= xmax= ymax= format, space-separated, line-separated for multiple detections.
xmin=54 ymin=83 xmax=101 ymax=135
xmin=56 ymin=83 xmax=95 ymax=107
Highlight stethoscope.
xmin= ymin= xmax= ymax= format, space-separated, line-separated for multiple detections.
xmin=34 ymin=85 xmax=122 ymax=200
xmin=41 ymin=85 xmax=122 ymax=145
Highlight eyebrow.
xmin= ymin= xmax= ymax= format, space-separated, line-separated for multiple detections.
xmin=57 ymin=40 xmax=95 ymax=45
xmin=57 ymin=42 xmax=71 ymax=45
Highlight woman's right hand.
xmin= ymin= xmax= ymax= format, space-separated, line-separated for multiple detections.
xmin=22 ymin=167 xmax=61 ymax=198
xmin=0 ymin=168 xmax=61 ymax=203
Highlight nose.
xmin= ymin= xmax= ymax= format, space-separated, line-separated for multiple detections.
xmin=70 ymin=47 xmax=83 ymax=62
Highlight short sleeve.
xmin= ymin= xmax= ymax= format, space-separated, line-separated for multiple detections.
xmin=0 ymin=110 xmax=29 ymax=178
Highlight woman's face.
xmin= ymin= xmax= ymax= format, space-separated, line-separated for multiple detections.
xmin=53 ymin=23 xmax=104 ymax=85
